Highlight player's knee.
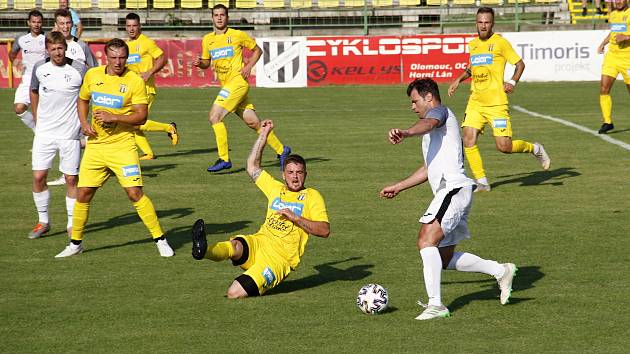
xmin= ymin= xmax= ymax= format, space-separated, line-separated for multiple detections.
xmin=14 ymin=104 xmax=26 ymax=115
xmin=65 ymin=175 xmax=78 ymax=187
xmin=125 ymin=188 xmax=144 ymax=202
xmin=226 ymin=282 xmax=248 ymax=299
xmin=33 ymin=174 xmax=47 ymax=190
xmin=497 ymin=144 xmax=512 ymax=154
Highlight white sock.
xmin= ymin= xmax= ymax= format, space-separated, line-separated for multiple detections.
xmin=33 ymin=190 xmax=50 ymax=224
xmin=66 ymin=196 xmax=76 ymax=229
xmin=420 ymin=247 xmax=443 ymax=307
xmin=476 ymin=177 xmax=489 ymax=185
xmin=532 ymin=143 xmax=540 ymax=155
xmin=446 ymin=252 xmax=504 ymax=278
xmin=18 ymin=111 xmax=35 ymax=131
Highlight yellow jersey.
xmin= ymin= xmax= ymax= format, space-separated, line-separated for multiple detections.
xmin=255 ymin=171 xmax=329 ymax=270
xmin=608 ymin=7 xmax=630 ymax=53
xmin=126 ymin=33 xmax=164 ymax=94
xmin=79 ymin=66 xmax=148 ymax=146
xmin=467 ymin=33 xmax=521 ymax=107
xmin=201 ymin=28 xmax=257 ymax=85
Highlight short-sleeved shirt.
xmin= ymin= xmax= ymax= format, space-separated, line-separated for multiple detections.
xmin=423 ymin=105 xmax=475 ymax=195
xmin=126 ymin=33 xmax=164 ymax=94
xmin=255 ymin=170 xmax=329 ymax=269
xmin=79 ymin=66 xmax=148 ymax=146
xmin=608 ymin=8 xmax=630 ymax=54
xmin=201 ymin=28 xmax=257 ymax=85
xmin=11 ymin=32 xmax=46 ymax=82
xmin=467 ymin=33 xmax=521 ymax=107
xmin=31 ymin=57 xmax=87 ymax=140
xmin=66 ymin=37 xmax=98 ymax=67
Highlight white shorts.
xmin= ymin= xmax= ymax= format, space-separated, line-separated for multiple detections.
xmin=14 ymin=82 xmax=31 ymax=105
xmin=32 ymin=135 xmax=81 ymax=175
xmin=419 ymin=185 xmax=473 ymax=247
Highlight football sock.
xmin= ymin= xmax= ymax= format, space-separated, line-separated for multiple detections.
xmin=511 ymin=140 xmax=534 ymax=153
xmin=446 ymin=252 xmax=504 ymax=278
xmin=33 ymin=190 xmax=50 ymax=224
xmin=212 ymin=122 xmax=230 ymax=162
xmin=71 ymin=202 xmax=90 ymax=241
xmin=258 ymin=128 xmax=284 ymax=155
xmin=134 ymin=130 xmax=154 ymax=156
xmin=420 ymin=247 xmax=443 ymax=307
xmin=133 ymin=195 xmax=164 ymax=239
xmin=599 ymin=94 xmax=613 ymax=124
xmin=18 ymin=111 xmax=35 ymax=131
xmin=207 ymin=241 xmax=234 ymax=261
xmin=464 ymin=145 xmax=486 ymax=181
xmin=65 ymin=196 xmax=76 ymax=229
xmin=139 ymin=119 xmax=171 ymax=132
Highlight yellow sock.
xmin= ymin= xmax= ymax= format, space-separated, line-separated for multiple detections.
xmin=212 ymin=122 xmax=229 ymax=161
xmin=511 ymin=140 xmax=534 ymax=153
xmin=71 ymin=202 xmax=90 ymax=241
xmin=134 ymin=130 xmax=154 ymax=156
xmin=464 ymin=145 xmax=486 ymax=180
xmin=258 ymin=129 xmax=284 ymax=155
xmin=140 ymin=119 xmax=171 ymax=132
xmin=207 ymin=241 xmax=234 ymax=261
xmin=600 ymin=94 xmax=613 ymax=124
xmin=133 ymin=195 xmax=163 ymax=239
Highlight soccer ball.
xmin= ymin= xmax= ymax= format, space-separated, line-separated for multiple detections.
xmin=356 ymin=283 xmax=389 ymax=315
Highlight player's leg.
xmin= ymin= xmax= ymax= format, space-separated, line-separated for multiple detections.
xmin=415 ymin=220 xmax=450 ymax=320
xmin=55 ymin=186 xmax=96 ymax=258
xmin=207 ymin=103 xmax=232 ymax=171
xmin=599 ymin=52 xmax=619 ymax=134
xmin=59 ymin=139 xmax=80 ymax=238
xmin=29 ymin=136 xmax=58 ymax=239
xmin=239 ymin=104 xmax=291 ymax=170
xmin=462 ymin=119 xmax=490 ymax=192
xmin=134 ymin=130 xmax=155 ymax=160
xmin=14 ymin=84 xmax=35 ymax=132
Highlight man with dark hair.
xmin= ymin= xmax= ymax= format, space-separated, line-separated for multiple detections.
xmin=10 ymin=10 xmax=46 ymax=132
xmin=125 ymin=12 xmax=178 ymax=160
xmin=448 ymin=7 xmax=549 ymax=192
xmin=381 ymin=78 xmax=516 ymax=320
xmin=193 ymin=4 xmax=291 ymax=172
xmin=55 ymin=38 xmax=174 ymax=258
xmin=54 ymin=8 xmax=97 ymax=67
xmin=58 ymin=0 xmax=83 ymax=38
xmin=191 ymin=119 xmax=329 ymax=298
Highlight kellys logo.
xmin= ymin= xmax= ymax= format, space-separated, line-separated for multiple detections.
xmin=470 ymin=54 xmax=493 ymax=66
xmin=210 ymin=46 xmax=234 ymax=60
xmin=270 ymin=198 xmax=304 ymax=216
xmin=92 ymin=92 xmax=123 ymax=108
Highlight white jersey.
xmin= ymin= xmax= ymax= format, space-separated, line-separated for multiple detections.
xmin=66 ymin=36 xmax=98 ymax=67
xmin=422 ymin=105 xmax=475 ymax=195
xmin=30 ymin=58 xmax=87 ymax=140
xmin=11 ymin=32 xmax=46 ymax=83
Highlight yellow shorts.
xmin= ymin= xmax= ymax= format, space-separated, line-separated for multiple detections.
xmin=463 ymin=103 xmax=512 ymax=137
xmin=602 ymin=51 xmax=630 ymax=84
xmin=214 ymin=78 xmax=255 ymax=116
xmin=78 ymin=143 xmax=144 ymax=188
xmin=231 ymin=233 xmax=291 ymax=296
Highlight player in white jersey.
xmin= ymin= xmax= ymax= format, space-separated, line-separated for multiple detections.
xmin=54 ymin=9 xmax=97 ymax=67
xmin=380 ymin=78 xmax=516 ymax=321
xmin=28 ymin=31 xmax=87 ymax=239
xmin=10 ymin=10 xmax=46 ymax=132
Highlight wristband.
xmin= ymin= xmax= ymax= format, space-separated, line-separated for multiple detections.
xmin=507 ymin=79 xmax=517 ymax=86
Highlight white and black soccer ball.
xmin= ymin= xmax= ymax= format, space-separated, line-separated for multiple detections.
xmin=356 ymin=283 xmax=389 ymax=315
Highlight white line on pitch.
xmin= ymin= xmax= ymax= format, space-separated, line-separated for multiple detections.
xmin=513 ymin=105 xmax=630 ymax=152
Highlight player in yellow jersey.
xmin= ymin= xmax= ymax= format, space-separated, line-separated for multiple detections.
xmin=125 ymin=13 xmax=179 ymax=159
xmin=55 ymin=38 xmax=175 ymax=258
xmin=191 ymin=120 xmax=329 ymax=298
xmin=193 ymin=4 xmax=291 ymax=173
xmin=596 ymin=0 xmax=630 ymax=134
xmin=448 ymin=7 xmax=550 ymax=192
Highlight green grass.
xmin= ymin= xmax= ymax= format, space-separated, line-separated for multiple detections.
xmin=1 ymin=83 xmax=629 ymax=353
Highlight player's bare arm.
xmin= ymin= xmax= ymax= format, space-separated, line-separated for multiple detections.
xmin=448 ymin=66 xmax=471 ymax=97
xmin=614 ymin=33 xmax=630 ymax=44
xmin=388 ymin=119 xmax=439 ymax=145
xmin=242 ymin=45 xmax=262 ymax=79
xmin=142 ymin=53 xmax=167 ymax=82
xmin=193 ymin=56 xmax=211 ymax=69
xmin=275 ymin=209 xmax=330 ymax=238
xmin=380 ymin=164 xmax=428 ymax=199
xmin=504 ymin=60 xmax=525 ymax=94
xmin=77 ymin=98 xmax=96 ymax=137
xmin=246 ymin=119 xmax=273 ymax=181
xmin=93 ymin=103 xmax=148 ymax=126
xmin=29 ymin=89 xmax=39 ymax=123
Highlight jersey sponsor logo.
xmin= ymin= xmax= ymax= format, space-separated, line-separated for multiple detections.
xmin=610 ymin=23 xmax=627 ymax=32
xmin=126 ymin=54 xmax=141 ymax=64
xmin=470 ymin=54 xmax=493 ymax=66
xmin=210 ymin=46 xmax=234 ymax=60
xmin=218 ymin=89 xmax=230 ymax=99
xmin=262 ymin=267 xmax=276 ymax=288
xmin=492 ymin=118 xmax=508 ymax=129
xmin=92 ymin=92 xmax=124 ymax=108
xmin=122 ymin=164 xmax=140 ymax=177
xmin=270 ymin=197 xmax=304 ymax=216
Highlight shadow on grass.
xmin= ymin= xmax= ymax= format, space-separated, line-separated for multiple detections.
xmin=140 ymin=163 xmax=179 ymax=178
xmin=608 ymin=128 xmax=630 ymax=134
xmin=211 ymin=156 xmax=332 ymax=175
xmin=491 ymin=168 xmax=580 ymax=189
xmin=266 ymin=256 xmax=373 ymax=295
xmin=446 ymin=265 xmax=544 ymax=313
xmin=152 ymin=148 xmax=217 ymax=159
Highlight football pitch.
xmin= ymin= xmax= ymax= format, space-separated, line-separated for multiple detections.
xmin=1 ymin=83 xmax=629 ymax=353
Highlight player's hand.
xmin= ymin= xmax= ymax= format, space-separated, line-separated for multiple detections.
xmin=597 ymin=43 xmax=606 ymax=54
xmin=260 ymin=119 xmax=274 ymax=135
xmin=81 ymin=122 xmax=96 ymax=137
xmin=140 ymin=71 xmax=152 ymax=82
xmin=379 ymin=185 xmax=400 ymax=199
xmin=241 ymin=65 xmax=253 ymax=79
xmin=192 ymin=56 xmax=201 ymax=67
xmin=276 ymin=208 xmax=297 ymax=223
xmin=503 ymin=82 xmax=515 ymax=94
xmin=448 ymin=81 xmax=459 ymax=97
xmin=614 ymin=33 xmax=629 ymax=44
xmin=93 ymin=110 xmax=116 ymax=123
xmin=388 ymin=128 xmax=405 ymax=144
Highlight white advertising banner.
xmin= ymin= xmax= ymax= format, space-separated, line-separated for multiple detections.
xmin=503 ymin=30 xmax=608 ymax=82
xmin=255 ymin=37 xmax=308 ymax=88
